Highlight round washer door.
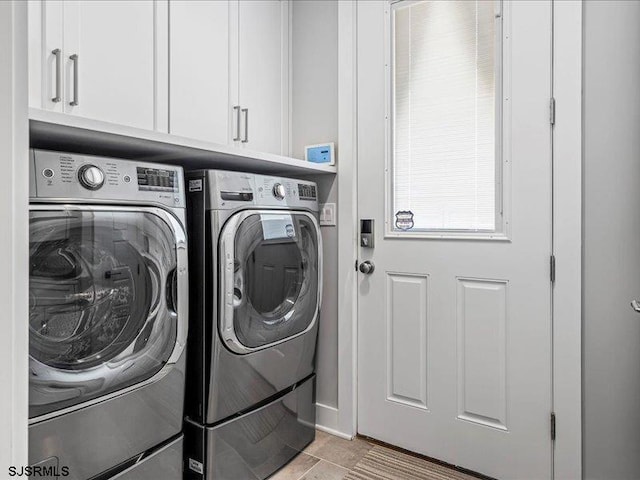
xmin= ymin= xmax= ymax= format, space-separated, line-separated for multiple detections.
xmin=28 ymin=206 xmax=187 ymax=420
xmin=219 ymin=210 xmax=322 ymax=353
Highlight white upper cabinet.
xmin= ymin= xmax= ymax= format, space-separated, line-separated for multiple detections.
xmin=63 ymin=1 xmax=168 ymax=131
xmin=169 ymin=0 xmax=289 ymax=155
xmin=29 ymin=0 xmax=169 ymax=132
xmin=236 ymin=0 xmax=289 ymax=155
xmin=29 ymin=0 xmax=290 ymax=155
xmin=28 ymin=1 xmax=64 ymax=113
xmin=169 ymin=0 xmax=231 ymax=145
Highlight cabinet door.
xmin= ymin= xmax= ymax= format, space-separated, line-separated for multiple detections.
xmin=238 ymin=0 xmax=289 ymax=155
xmin=63 ymin=1 xmax=168 ymax=131
xmin=169 ymin=1 xmax=231 ymax=145
xmin=28 ymin=0 xmax=64 ymax=112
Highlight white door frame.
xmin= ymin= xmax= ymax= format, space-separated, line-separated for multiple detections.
xmin=334 ymin=0 xmax=359 ymax=440
xmin=335 ymin=1 xmax=582 ymax=478
xmin=0 ymin=0 xmax=29 ymax=471
xmin=550 ymin=1 xmax=582 ymax=478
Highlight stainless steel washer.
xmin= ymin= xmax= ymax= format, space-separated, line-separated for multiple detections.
xmin=184 ymin=170 xmax=321 ymax=480
xmin=28 ymin=149 xmax=188 ymax=480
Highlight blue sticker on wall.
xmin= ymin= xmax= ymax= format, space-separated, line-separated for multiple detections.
xmin=395 ymin=210 xmax=414 ymax=230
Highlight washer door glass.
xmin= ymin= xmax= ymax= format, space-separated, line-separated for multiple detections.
xmin=29 ymin=208 xmax=180 ymax=419
xmin=227 ymin=212 xmax=319 ymax=350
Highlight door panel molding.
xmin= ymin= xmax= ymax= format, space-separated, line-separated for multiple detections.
xmin=386 ymin=272 xmax=429 ymax=410
xmin=456 ymin=277 xmax=508 ymax=431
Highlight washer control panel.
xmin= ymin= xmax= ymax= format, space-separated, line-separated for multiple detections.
xmin=202 ymin=170 xmax=319 ymax=212
xmin=30 ymin=149 xmax=185 ymax=208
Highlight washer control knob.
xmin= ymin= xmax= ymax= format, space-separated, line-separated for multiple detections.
xmin=272 ymin=183 xmax=286 ymax=200
xmin=78 ymin=164 xmax=105 ymax=190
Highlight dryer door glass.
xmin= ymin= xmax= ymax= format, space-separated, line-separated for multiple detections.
xmin=28 ymin=208 xmax=182 ymax=419
xmin=228 ymin=212 xmax=320 ymax=350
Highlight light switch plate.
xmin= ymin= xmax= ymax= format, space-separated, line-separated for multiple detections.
xmin=319 ymin=203 xmax=336 ymax=226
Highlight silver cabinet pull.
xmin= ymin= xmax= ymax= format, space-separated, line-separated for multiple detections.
xmin=241 ymin=108 xmax=248 ymax=143
xmin=631 ymin=300 xmax=640 ymax=312
xmin=52 ymin=48 xmax=61 ymax=103
xmin=69 ymin=54 xmax=79 ymax=106
xmin=233 ymin=105 xmax=241 ymax=141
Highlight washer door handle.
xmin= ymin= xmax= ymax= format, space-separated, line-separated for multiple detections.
xmin=166 ymin=268 xmax=178 ymax=314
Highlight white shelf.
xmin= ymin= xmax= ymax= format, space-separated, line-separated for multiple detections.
xmin=29 ymin=109 xmax=337 ymax=176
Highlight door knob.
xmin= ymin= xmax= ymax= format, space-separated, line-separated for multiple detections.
xmin=359 ymin=261 xmax=375 ymax=274
xmin=631 ymin=300 xmax=640 ymax=312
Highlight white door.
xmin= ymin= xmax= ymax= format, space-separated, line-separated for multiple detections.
xmin=169 ymin=0 xmax=231 ymax=145
xmin=357 ymin=2 xmax=553 ymax=479
xmin=63 ymin=0 xmax=168 ymax=131
xmin=237 ymin=0 xmax=289 ymax=155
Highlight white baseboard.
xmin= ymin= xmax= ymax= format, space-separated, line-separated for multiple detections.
xmin=315 ymin=403 xmax=353 ymax=440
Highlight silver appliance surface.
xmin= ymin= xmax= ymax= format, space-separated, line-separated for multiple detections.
xmin=30 ymin=148 xmax=186 ymax=209
xmin=29 ymin=354 xmax=185 ymax=480
xmin=112 ymin=435 xmax=184 ymax=480
xmin=185 ymin=170 xmax=321 ymax=480
xmin=206 ymin=314 xmax=317 ymax=424
xmin=185 ymin=375 xmax=315 ymax=480
xmin=28 ymin=149 xmax=188 ymax=480
xmin=196 ymin=169 xmax=319 ymax=212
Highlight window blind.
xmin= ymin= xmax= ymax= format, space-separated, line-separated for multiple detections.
xmin=392 ymin=0 xmax=498 ymax=232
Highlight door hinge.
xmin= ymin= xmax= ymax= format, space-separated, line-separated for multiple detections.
xmin=355 ymin=259 xmax=358 ymax=271
xmin=550 ymin=412 xmax=556 ymax=440
xmin=550 ymin=97 xmax=556 ymax=126
xmin=550 ymin=255 xmax=556 ymax=283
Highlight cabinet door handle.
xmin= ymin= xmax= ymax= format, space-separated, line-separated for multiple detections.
xmin=233 ymin=105 xmax=241 ymax=141
xmin=69 ymin=54 xmax=79 ymax=106
xmin=52 ymin=48 xmax=61 ymax=103
xmin=241 ymin=108 xmax=248 ymax=143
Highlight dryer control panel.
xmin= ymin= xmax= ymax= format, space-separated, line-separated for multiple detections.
xmin=200 ymin=170 xmax=319 ymax=212
xmin=30 ymin=149 xmax=185 ymax=209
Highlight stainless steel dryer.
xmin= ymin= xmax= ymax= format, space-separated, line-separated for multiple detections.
xmin=28 ymin=149 xmax=188 ymax=480
xmin=184 ymin=170 xmax=321 ymax=480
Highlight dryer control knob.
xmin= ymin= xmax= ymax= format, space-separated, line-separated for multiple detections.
xmin=78 ymin=164 xmax=105 ymax=190
xmin=272 ymin=183 xmax=286 ymax=200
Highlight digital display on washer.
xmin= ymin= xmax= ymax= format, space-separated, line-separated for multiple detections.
xmin=137 ymin=167 xmax=177 ymax=192
xmin=298 ymin=184 xmax=317 ymax=201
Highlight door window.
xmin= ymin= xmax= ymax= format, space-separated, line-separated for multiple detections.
xmin=390 ymin=0 xmax=503 ymax=234
xmin=29 ymin=209 xmax=179 ymax=418
xmin=226 ymin=212 xmax=319 ymax=350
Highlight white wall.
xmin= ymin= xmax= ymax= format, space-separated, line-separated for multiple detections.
xmin=291 ymin=0 xmax=340 ymax=420
xmin=0 ymin=0 xmax=29 ymax=472
xmin=583 ymin=2 xmax=640 ymax=478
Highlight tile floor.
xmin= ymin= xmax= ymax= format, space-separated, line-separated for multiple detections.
xmin=271 ymin=430 xmax=480 ymax=480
